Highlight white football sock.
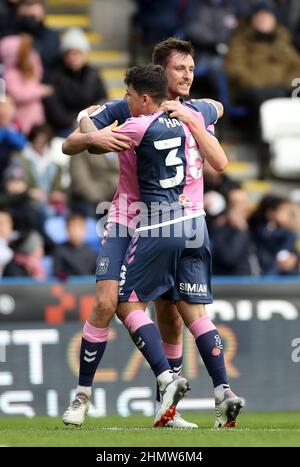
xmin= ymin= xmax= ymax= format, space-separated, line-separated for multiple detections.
xmin=76 ymin=385 xmax=91 ymax=398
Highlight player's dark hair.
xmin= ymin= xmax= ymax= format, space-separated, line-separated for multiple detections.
xmin=152 ymin=37 xmax=194 ymax=68
xmin=124 ymin=65 xmax=167 ymax=103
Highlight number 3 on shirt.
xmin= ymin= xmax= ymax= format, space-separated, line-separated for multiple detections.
xmin=155 ymin=136 xmax=203 ymax=189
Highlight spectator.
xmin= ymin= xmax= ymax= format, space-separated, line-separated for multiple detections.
xmin=203 ymin=161 xmax=240 ymax=229
xmin=18 ymin=124 xmax=66 ymax=216
xmin=210 ymin=187 xmax=259 ymax=275
xmin=0 ymin=209 xmax=14 ymax=276
xmin=70 ymin=152 xmax=119 ymax=217
xmin=0 ymin=0 xmax=21 ymax=38
xmin=0 ymin=161 xmax=46 ymax=238
xmin=184 ymin=0 xmax=248 ymax=98
xmin=3 ymin=229 xmax=46 ymax=279
xmin=0 ymin=95 xmax=27 ymax=182
xmin=129 ymin=0 xmax=186 ymax=65
xmin=225 ymin=1 xmax=300 ymax=122
xmin=0 ymin=34 xmax=53 ymax=134
xmin=249 ymin=194 xmax=299 ymax=275
xmin=53 ymin=212 xmax=97 ymax=278
xmin=44 ymin=28 xmax=107 ymax=137
xmin=14 ymin=0 xmax=60 ymax=73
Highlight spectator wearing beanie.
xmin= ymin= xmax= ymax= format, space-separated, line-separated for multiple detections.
xmin=43 ymin=28 xmax=107 ymax=137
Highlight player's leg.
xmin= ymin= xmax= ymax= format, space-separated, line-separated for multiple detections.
xmin=176 ymin=300 xmax=244 ymax=428
xmin=174 ymin=219 xmax=244 ymax=427
xmin=63 ymin=223 xmax=129 ymax=426
xmin=62 ymin=279 xmax=118 ymax=426
xmin=154 ymin=298 xmax=198 ymax=428
xmin=117 ymin=301 xmax=190 ymax=427
xmin=117 ymin=230 xmax=191 ymax=426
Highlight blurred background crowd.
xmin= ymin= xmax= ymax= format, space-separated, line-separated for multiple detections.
xmin=0 ymin=0 xmax=299 ymax=281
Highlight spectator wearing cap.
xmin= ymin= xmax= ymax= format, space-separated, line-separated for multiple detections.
xmin=43 ymin=27 xmax=107 ymax=137
xmin=225 ymin=0 xmax=300 ymax=122
xmin=3 ymin=229 xmax=46 ymax=279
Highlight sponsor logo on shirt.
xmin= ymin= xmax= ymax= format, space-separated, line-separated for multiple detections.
xmin=179 ymin=283 xmax=207 ymax=296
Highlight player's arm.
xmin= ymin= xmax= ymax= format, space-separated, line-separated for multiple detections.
xmin=62 ymin=106 xmax=133 ymax=156
xmin=200 ymin=99 xmax=224 ymax=119
xmin=188 ymin=118 xmax=227 ymax=172
xmin=113 ymin=116 xmax=147 ymax=148
xmin=161 ymin=101 xmax=227 ymax=172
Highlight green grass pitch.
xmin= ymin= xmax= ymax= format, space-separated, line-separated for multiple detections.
xmin=1 ymin=412 xmax=300 ymax=447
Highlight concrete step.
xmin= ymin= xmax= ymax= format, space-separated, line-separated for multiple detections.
xmin=101 ymin=68 xmax=126 ymax=80
xmin=88 ymin=50 xmax=129 ymax=68
xmin=45 ymin=14 xmax=91 ymax=29
xmin=242 ymin=180 xmax=272 ymax=205
xmin=46 ymin=0 xmax=90 ymax=11
xmin=86 ymin=31 xmax=102 ymax=47
xmin=46 ymin=0 xmax=90 ymax=5
xmin=101 ymin=68 xmax=125 ymax=89
xmin=225 ymin=160 xmax=259 ymax=181
xmin=107 ymin=87 xmax=126 ymax=100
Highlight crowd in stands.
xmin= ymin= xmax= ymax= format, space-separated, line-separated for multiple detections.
xmin=0 ymin=0 xmax=299 ymax=280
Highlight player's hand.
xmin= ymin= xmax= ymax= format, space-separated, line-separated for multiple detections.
xmin=160 ymin=100 xmax=196 ymax=125
xmin=90 ymin=121 xmax=134 ymax=152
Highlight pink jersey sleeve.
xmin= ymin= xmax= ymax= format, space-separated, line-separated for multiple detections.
xmin=113 ymin=115 xmax=150 ymax=147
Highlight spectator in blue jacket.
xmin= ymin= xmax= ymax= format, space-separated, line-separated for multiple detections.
xmin=249 ymin=194 xmax=299 ymax=275
xmin=0 ymin=96 xmax=27 ymax=185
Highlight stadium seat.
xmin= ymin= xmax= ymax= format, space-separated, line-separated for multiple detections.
xmin=42 ymin=255 xmax=54 ymax=278
xmin=260 ymin=98 xmax=300 ymax=179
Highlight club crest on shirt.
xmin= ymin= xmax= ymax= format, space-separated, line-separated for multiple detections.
xmin=96 ymin=257 xmax=109 ymax=275
xmin=178 ymin=193 xmax=191 ymax=206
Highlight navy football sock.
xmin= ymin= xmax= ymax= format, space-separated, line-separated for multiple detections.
xmin=189 ymin=317 xmax=228 ymax=387
xmin=124 ymin=310 xmax=171 ymax=378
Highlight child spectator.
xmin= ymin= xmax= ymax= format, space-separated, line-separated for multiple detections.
xmin=53 ymin=212 xmax=97 ymax=278
xmin=0 ymin=34 xmax=53 ymax=134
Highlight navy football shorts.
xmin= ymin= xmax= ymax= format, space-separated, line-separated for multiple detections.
xmin=95 ymin=222 xmax=132 ymax=281
xmin=119 ymin=215 xmax=213 ymax=304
